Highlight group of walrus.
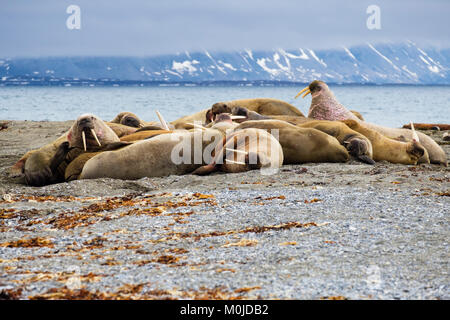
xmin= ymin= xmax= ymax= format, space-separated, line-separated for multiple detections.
xmin=10 ymin=80 xmax=448 ymax=187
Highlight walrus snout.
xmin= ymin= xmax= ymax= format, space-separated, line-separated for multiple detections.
xmin=215 ymin=113 xmax=232 ymax=123
xmin=408 ymin=141 xmax=426 ymax=160
xmin=210 ymin=103 xmax=232 ymax=121
xmin=344 ymin=137 xmax=375 ymax=165
xmin=231 ymin=106 xmax=249 ymax=118
xmin=78 ymin=116 xmax=95 ymax=130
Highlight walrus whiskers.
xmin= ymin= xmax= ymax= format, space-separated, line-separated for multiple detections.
xmin=91 ymin=129 xmax=102 ymax=147
xmin=81 ymin=131 xmax=87 ymax=152
xmin=410 ymin=122 xmax=420 ymax=142
xmin=156 ymin=110 xmax=170 ymax=131
xmin=295 ymin=86 xmax=310 ymax=99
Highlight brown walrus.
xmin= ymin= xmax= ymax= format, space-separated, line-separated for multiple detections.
xmin=111 ymin=111 xmax=175 ymax=130
xmin=23 ymin=114 xmax=122 ymax=186
xmin=171 ymin=98 xmax=305 ymax=129
xmin=230 ymin=106 xmax=374 ymax=164
xmin=296 ymin=80 xmax=446 ymax=165
xmin=232 ymin=120 xmax=350 ymax=165
xmin=192 ymin=128 xmax=284 ymax=175
xmin=341 ymin=120 xmax=427 ymax=165
xmin=80 ymin=128 xmax=225 ymax=180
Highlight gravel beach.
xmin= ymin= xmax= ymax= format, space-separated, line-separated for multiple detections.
xmin=0 ymin=120 xmax=449 ymax=300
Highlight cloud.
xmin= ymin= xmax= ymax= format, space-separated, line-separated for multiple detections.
xmin=0 ymin=0 xmax=448 ymax=57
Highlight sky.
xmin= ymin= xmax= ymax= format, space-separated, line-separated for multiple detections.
xmin=0 ymin=0 xmax=449 ymax=57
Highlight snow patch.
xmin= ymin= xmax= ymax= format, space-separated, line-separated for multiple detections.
xmin=256 ymin=58 xmax=280 ymax=76
xmin=172 ymin=60 xmax=199 ymax=74
xmin=308 ymin=50 xmax=327 ymax=67
xmin=428 ymin=65 xmax=439 ymax=73
xmin=367 ymin=43 xmax=400 ymax=72
xmin=343 ymin=47 xmax=356 ymax=60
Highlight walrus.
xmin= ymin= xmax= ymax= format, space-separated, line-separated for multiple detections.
xmin=232 ymin=120 xmax=350 ymax=164
xmin=80 ymin=128 xmax=225 ymax=180
xmin=230 ymin=106 xmax=374 ymax=164
xmin=192 ymin=128 xmax=284 ymax=175
xmin=171 ymin=98 xmax=305 ymax=129
xmin=297 ymin=80 xmax=447 ymax=165
xmin=111 ymin=111 xmax=175 ymax=130
xmin=11 ymin=118 xmax=134 ymax=178
xmin=23 ymin=114 xmax=122 ymax=186
xmin=341 ymin=120 xmax=427 ymax=165
xmin=11 ymin=132 xmax=68 ymax=176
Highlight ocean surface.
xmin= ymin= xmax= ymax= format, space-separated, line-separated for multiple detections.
xmin=0 ymin=85 xmax=449 ymax=128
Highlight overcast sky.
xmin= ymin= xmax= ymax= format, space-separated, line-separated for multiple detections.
xmin=1 ymin=0 xmax=449 ymax=57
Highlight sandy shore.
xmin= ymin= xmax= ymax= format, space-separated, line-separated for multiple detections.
xmin=0 ymin=120 xmax=449 ymax=300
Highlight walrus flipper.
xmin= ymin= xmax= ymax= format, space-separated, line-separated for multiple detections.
xmin=25 ymin=142 xmax=71 ymax=187
xmin=192 ymin=164 xmax=218 ymax=176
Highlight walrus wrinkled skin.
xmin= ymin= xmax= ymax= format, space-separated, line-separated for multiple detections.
xmin=299 ymin=80 xmax=446 ymax=165
xmin=233 ymin=120 xmax=349 ymax=165
xmin=231 ymin=106 xmax=374 ymax=164
xmin=193 ymin=128 xmax=283 ymax=175
xmin=80 ymin=129 xmax=225 ymax=180
xmin=171 ymin=98 xmax=305 ymax=129
xmin=23 ymin=114 xmax=121 ymax=186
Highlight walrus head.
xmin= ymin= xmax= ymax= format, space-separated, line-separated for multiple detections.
xmin=111 ymin=112 xmax=144 ymax=128
xmin=231 ymin=106 xmax=270 ymax=123
xmin=68 ymin=114 xmax=120 ymax=151
xmin=343 ymin=136 xmax=375 ymax=165
xmin=406 ymin=141 xmax=426 ymax=163
xmin=296 ymin=80 xmax=359 ymax=121
xmin=205 ymin=103 xmax=233 ymax=124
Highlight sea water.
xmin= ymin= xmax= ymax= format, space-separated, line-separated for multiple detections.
xmin=0 ymin=85 xmax=449 ymax=128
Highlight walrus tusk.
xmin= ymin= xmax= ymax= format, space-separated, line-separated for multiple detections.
xmin=295 ymin=86 xmax=310 ymax=99
xmin=225 ymin=158 xmax=246 ymax=165
xmin=139 ymin=123 xmax=145 ymax=128
xmin=186 ymin=123 xmax=206 ymax=130
xmin=156 ymin=110 xmax=170 ymax=131
xmin=301 ymin=89 xmax=311 ymax=98
xmin=81 ymin=131 xmax=87 ymax=152
xmin=91 ymin=129 xmax=101 ymax=147
xmin=230 ymin=115 xmax=247 ymax=120
xmin=410 ymin=122 xmax=420 ymax=142
xmin=226 ymin=148 xmax=248 ymax=155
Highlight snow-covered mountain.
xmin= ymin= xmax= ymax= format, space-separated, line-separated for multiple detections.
xmin=1 ymin=42 xmax=449 ymax=85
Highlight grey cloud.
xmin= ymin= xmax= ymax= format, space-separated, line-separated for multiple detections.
xmin=0 ymin=0 xmax=448 ymax=57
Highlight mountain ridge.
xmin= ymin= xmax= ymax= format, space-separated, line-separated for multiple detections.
xmin=1 ymin=42 xmax=449 ymax=85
